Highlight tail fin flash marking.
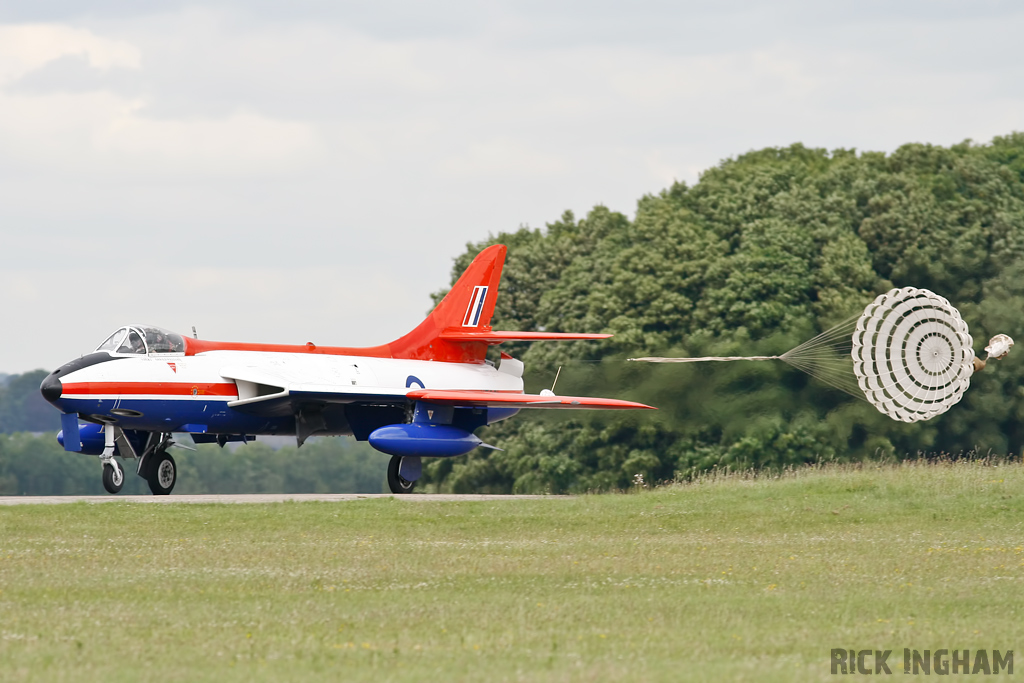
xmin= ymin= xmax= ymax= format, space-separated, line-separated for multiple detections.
xmin=462 ymin=286 xmax=488 ymax=327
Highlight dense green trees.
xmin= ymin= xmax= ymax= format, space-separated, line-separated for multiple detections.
xmin=0 ymin=370 xmax=57 ymax=434
xmin=0 ymin=433 xmax=390 ymax=495
xmin=422 ymin=135 xmax=1024 ymax=493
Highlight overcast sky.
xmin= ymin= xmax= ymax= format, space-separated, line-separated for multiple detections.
xmin=2 ymin=1 xmax=1023 ymax=372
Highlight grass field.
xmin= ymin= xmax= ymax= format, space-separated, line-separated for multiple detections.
xmin=1 ymin=461 xmax=1021 ymax=682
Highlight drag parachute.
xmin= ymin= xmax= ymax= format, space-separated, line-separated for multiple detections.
xmin=851 ymin=287 xmax=974 ymax=423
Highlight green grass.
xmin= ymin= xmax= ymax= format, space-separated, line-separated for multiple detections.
xmin=1 ymin=461 xmax=1022 ymax=682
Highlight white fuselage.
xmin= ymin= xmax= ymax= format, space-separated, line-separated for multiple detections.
xmin=54 ymin=350 xmax=523 ymax=436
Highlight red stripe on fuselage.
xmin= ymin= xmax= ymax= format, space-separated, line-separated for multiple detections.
xmin=182 ymin=337 xmax=492 ymax=364
xmin=61 ymin=382 xmax=238 ymax=397
xmin=184 ymin=338 xmax=395 ymax=358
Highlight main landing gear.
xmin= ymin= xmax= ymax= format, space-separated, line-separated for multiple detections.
xmin=143 ymin=450 xmax=177 ymax=496
xmin=136 ymin=435 xmax=177 ymax=495
xmin=387 ymin=455 xmax=417 ymax=494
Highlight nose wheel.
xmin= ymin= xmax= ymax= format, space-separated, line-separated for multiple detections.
xmin=101 ymin=460 xmax=124 ymax=494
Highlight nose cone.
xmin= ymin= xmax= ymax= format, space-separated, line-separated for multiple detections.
xmin=40 ymin=373 xmax=63 ymax=404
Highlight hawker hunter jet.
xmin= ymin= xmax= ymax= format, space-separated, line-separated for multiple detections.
xmin=40 ymin=245 xmax=653 ymax=495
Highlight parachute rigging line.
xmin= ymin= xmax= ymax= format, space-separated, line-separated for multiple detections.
xmin=629 ymin=287 xmax=1010 ymax=423
xmin=629 ymin=314 xmax=863 ymax=401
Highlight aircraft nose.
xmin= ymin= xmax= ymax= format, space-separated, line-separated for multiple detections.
xmin=40 ymin=373 xmax=63 ymax=403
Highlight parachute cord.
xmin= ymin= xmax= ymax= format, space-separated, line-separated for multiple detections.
xmin=628 ymin=355 xmax=781 ymax=362
xmin=627 ymin=313 xmax=868 ymax=400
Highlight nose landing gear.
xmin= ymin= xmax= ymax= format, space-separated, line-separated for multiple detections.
xmin=102 ymin=459 xmax=124 ymax=494
xmin=98 ymin=423 xmax=124 ymax=494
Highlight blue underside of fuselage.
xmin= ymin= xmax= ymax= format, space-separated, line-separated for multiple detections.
xmin=57 ymin=398 xmax=301 ymax=435
xmin=53 ymin=397 xmax=519 ymax=446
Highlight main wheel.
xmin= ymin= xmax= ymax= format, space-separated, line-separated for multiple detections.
xmin=102 ymin=461 xmax=124 ymax=494
xmin=147 ymin=452 xmax=176 ymax=495
xmin=387 ymin=456 xmax=416 ymax=494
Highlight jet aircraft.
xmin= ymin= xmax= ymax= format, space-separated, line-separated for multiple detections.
xmin=40 ymin=245 xmax=653 ymax=495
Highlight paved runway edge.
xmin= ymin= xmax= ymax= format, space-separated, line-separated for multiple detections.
xmin=0 ymin=494 xmax=568 ymax=505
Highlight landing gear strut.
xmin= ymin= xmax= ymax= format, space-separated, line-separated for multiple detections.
xmin=98 ymin=423 xmax=123 ymax=494
xmin=387 ymin=455 xmax=417 ymax=494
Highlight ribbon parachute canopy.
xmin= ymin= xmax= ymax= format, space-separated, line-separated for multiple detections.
xmin=852 ymin=287 xmax=974 ymax=423
xmin=631 ymin=287 xmax=1010 ymax=423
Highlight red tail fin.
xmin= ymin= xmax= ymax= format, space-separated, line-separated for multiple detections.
xmin=388 ymin=244 xmax=507 ymax=362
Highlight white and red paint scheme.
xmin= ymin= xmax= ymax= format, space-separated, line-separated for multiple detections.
xmin=40 ymin=245 xmax=653 ymax=495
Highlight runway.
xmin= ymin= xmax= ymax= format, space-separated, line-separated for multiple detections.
xmin=0 ymin=493 xmax=565 ymax=505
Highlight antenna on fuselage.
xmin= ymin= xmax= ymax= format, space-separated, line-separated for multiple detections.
xmin=539 ymin=365 xmax=563 ymax=398
xmin=192 ymin=326 xmax=198 ymax=339
xmin=550 ymin=365 xmax=562 ymax=394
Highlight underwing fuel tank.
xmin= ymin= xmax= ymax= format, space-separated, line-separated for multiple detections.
xmin=368 ymin=423 xmax=482 ymax=458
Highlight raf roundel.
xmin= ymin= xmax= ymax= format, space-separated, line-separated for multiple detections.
xmin=851 ymin=287 xmax=974 ymax=423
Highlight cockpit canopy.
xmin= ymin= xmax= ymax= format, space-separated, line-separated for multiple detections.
xmin=95 ymin=326 xmax=186 ymax=356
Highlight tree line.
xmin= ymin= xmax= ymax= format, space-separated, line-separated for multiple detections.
xmin=0 ymin=370 xmax=56 ymax=434
xmin=0 ymin=431 xmax=391 ymax=496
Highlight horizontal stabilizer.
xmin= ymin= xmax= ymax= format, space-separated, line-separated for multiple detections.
xmin=406 ymin=389 xmax=654 ymax=410
xmin=438 ymin=330 xmax=611 ymax=344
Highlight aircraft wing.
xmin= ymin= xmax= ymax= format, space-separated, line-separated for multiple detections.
xmin=405 ymin=389 xmax=654 ymax=410
xmin=219 ymin=365 xmax=653 ymax=414
xmin=220 ymin=366 xmax=404 ymax=416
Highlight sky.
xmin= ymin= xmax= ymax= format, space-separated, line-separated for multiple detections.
xmin=2 ymin=1 xmax=1023 ymax=372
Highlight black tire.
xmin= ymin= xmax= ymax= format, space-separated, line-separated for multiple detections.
xmin=387 ymin=455 xmax=416 ymax=494
xmin=102 ymin=462 xmax=124 ymax=494
xmin=147 ymin=452 xmax=176 ymax=495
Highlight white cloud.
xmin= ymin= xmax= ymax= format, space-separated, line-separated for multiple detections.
xmin=0 ymin=18 xmax=318 ymax=176
xmin=439 ymin=137 xmax=567 ymax=178
xmin=0 ymin=91 xmax=319 ymax=175
xmin=94 ymin=108 xmax=319 ymax=172
xmin=0 ymin=23 xmax=140 ymax=85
